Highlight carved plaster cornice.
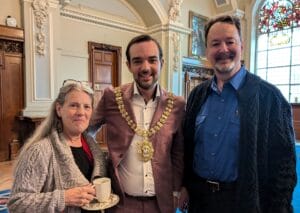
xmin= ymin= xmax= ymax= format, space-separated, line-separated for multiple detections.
xmin=60 ymin=8 xmax=146 ymax=34
xmin=148 ymin=23 xmax=191 ymax=35
xmin=60 ymin=7 xmax=191 ymax=35
xmin=32 ymin=0 xmax=49 ymax=55
xmin=218 ymin=8 xmax=245 ymax=19
xmin=168 ymin=0 xmax=183 ymax=23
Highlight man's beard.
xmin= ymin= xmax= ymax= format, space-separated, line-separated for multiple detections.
xmin=136 ymin=76 xmax=157 ymax=90
xmin=214 ymin=51 xmax=236 ymax=74
xmin=215 ymin=61 xmax=235 ymax=74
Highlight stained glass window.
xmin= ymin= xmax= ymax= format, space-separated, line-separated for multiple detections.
xmin=256 ymin=0 xmax=300 ymax=103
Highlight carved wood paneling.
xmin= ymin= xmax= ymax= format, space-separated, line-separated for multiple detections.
xmin=0 ymin=25 xmax=24 ymax=54
xmin=0 ymin=40 xmax=23 ymax=54
xmin=183 ymin=57 xmax=214 ymax=99
xmin=0 ymin=25 xmax=24 ymax=161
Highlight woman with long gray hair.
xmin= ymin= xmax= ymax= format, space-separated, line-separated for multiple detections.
xmin=8 ymin=80 xmax=107 ymax=213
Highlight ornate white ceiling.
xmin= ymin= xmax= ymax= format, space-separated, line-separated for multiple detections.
xmin=66 ymin=0 xmax=163 ymax=27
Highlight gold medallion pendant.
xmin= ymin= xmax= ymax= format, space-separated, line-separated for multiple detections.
xmin=137 ymin=139 xmax=154 ymax=162
xmin=114 ymin=87 xmax=174 ymax=162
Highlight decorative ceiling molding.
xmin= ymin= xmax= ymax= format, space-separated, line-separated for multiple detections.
xmin=147 ymin=0 xmax=168 ymax=24
xmin=60 ymin=7 xmax=191 ymax=35
xmin=119 ymin=0 xmax=145 ymax=25
xmin=218 ymin=8 xmax=245 ymax=19
xmin=60 ymin=8 xmax=146 ymax=33
xmin=214 ymin=0 xmax=230 ymax=8
xmin=148 ymin=23 xmax=191 ymax=35
xmin=232 ymin=8 xmax=245 ymax=18
xmin=214 ymin=0 xmax=245 ymax=19
xmin=59 ymin=0 xmax=71 ymax=8
xmin=49 ymin=0 xmax=60 ymax=7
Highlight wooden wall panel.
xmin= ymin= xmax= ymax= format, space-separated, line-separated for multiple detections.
xmin=292 ymin=104 xmax=300 ymax=140
xmin=0 ymin=25 xmax=24 ymax=161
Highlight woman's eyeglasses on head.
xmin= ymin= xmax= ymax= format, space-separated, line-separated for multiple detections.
xmin=62 ymin=79 xmax=92 ymax=88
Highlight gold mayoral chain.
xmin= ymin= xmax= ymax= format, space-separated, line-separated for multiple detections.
xmin=114 ymin=87 xmax=174 ymax=162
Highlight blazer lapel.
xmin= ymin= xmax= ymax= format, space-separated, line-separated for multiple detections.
xmin=121 ymin=83 xmax=137 ymax=128
xmin=149 ymin=87 xmax=168 ymax=153
xmin=150 ymin=87 xmax=167 ymax=127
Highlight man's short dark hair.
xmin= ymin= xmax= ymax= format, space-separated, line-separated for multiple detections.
xmin=125 ymin=34 xmax=163 ymax=64
xmin=204 ymin=15 xmax=242 ymax=47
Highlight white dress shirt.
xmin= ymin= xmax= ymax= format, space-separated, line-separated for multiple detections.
xmin=118 ymin=83 xmax=160 ymax=196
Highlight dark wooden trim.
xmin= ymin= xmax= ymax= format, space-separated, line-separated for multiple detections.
xmin=0 ymin=25 xmax=24 ymax=161
xmin=0 ymin=51 xmax=3 ymax=68
xmin=0 ymin=25 xmax=24 ymax=42
xmin=16 ymin=116 xmax=45 ymax=146
xmin=0 ymin=25 xmax=24 ymax=55
xmin=0 ymin=40 xmax=23 ymax=54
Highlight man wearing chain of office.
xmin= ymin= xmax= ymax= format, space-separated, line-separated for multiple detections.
xmin=89 ymin=34 xmax=186 ymax=213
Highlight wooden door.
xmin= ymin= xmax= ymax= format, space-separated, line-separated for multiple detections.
xmin=88 ymin=42 xmax=121 ymax=149
xmin=0 ymin=52 xmax=24 ymax=161
xmin=0 ymin=25 xmax=24 ymax=161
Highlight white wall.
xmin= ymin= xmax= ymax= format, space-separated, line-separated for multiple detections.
xmin=0 ymin=0 xmax=253 ymax=116
xmin=181 ymin=0 xmax=216 ymax=58
xmin=57 ymin=16 xmax=138 ymax=85
xmin=0 ymin=0 xmax=220 ymax=86
xmin=0 ymin=0 xmax=22 ymax=27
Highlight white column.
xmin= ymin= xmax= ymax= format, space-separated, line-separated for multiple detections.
xmin=22 ymin=0 xmax=60 ymax=117
xmin=162 ymin=24 xmax=190 ymax=96
xmin=154 ymin=0 xmax=191 ymax=96
xmin=162 ymin=0 xmax=191 ymax=95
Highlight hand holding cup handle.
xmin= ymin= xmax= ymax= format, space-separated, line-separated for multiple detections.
xmin=65 ymin=184 xmax=96 ymax=207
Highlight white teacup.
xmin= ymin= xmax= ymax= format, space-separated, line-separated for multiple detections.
xmin=93 ymin=177 xmax=111 ymax=202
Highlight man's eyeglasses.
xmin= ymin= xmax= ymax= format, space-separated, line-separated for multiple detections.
xmin=62 ymin=79 xmax=92 ymax=88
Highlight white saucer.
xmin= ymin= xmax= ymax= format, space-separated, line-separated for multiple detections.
xmin=82 ymin=194 xmax=119 ymax=211
xmin=0 ymin=205 xmax=7 ymax=211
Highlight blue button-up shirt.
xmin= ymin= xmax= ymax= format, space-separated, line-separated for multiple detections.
xmin=193 ymin=66 xmax=246 ymax=182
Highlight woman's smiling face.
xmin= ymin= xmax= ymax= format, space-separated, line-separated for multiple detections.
xmin=56 ymin=90 xmax=93 ymax=137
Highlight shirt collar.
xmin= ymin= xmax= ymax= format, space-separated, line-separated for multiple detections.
xmin=133 ymin=82 xmax=161 ymax=99
xmin=230 ymin=65 xmax=246 ymax=90
xmin=211 ymin=65 xmax=246 ymax=91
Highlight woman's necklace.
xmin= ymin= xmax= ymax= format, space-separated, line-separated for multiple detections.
xmin=114 ymin=87 xmax=174 ymax=162
xmin=63 ymin=134 xmax=82 ymax=147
